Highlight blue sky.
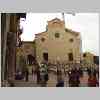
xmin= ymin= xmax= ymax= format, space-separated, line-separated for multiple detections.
xmin=20 ymin=13 xmax=99 ymax=56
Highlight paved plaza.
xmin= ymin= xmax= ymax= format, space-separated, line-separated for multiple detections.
xmin=13 ymin=71 xmax=89 ymax=87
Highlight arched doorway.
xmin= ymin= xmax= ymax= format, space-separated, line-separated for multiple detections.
xmin=27 ymin=54 xmax=35 ymax=65
xmin=43 ymin=52 xmax=48 ymax=61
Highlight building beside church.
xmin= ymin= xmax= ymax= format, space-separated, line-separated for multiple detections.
xmin=16 ymin=41 xmax=36 ymax=58
xmin=16 ymin=41 xmax=36 ymax=69
xmin=35 ymin=18 xmax=82 ymax=63
xmin=82 ymin=52 xmax=99 ymax=65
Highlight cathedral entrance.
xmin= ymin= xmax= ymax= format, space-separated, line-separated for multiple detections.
xmin=68 ymin=53 xmax=73 ymax=61
xmin=27 ymin=54 xmax=35 ymax=65
xmin=43 ymin=52 xmax=48 ymax=61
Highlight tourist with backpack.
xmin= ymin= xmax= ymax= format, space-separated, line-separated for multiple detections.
xmin=40 ymin=62 xmax=49 ymax=86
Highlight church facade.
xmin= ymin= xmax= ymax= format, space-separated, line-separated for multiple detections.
xmin=35 ymin=18 xmax=82 ymax=63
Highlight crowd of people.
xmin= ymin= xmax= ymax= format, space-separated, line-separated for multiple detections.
xmin=14 ymin=61 xmax=99 ymax=87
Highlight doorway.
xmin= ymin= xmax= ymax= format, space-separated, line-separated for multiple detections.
xmin=43 ymin=52 xmax=48 ymax=61
xmin=27 ymin=54 xmax=35 ymax=65
xmin=68 ymin=53 xmax=73 ymax=61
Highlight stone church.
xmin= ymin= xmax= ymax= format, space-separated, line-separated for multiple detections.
xmin=35 ymin=18 xmax=82 ymax=63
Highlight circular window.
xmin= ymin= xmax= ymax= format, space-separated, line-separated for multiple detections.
xmin=41 ymin=38 xmax=45 ymax=42
xmin=69 ymin=38 xmax=74 ymax=42
xmin=55 ymin=33 xmax=60 ymax=38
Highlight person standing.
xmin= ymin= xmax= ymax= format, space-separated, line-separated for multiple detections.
xmin=69 ymin=70 xmax=75 ymax=87
xmin=56 ymin=76 xmax=64 ymax=87
xmin=69 ymin=69 xmax=80 ymax=87
xmin=32 ymin=65 xmax=37 ymax=82
xmin=79 ymin=67 xmax=83 ymax=77
xmin=40 ymin=62 xmax=49 ymax=87
xmin=87 ymin=67 xmax=91 ymax=76
xmin=35 ymin=62 xmax=41 ymax=84
xmin=56 ymin=63 xmax=64 ymax=87
xmin=44 ymin=64 xmax=49 ymax=84
xmin=88 ymin=74 xmax=98 ymax=87
xmin=74 ymin=70 xmax=80 ymax=87
xmin=25 ymin=68 xmax=29 ymax=82
xmin=32 ymin=67 xmax=35 ymax=80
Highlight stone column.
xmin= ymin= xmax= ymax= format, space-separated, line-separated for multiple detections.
xmin=7 ymin=14 xmax=18 ymax=81
xmin=1 ymin=13 xmax=25 ymax=86
xmin=7 ymin=32 xmax=16 ymax=80
xmin=1 ymin=13 xmax=10 ymax=86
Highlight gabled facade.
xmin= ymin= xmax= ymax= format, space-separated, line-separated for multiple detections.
xmin=35 ymin=18 xmax=82 ymax=63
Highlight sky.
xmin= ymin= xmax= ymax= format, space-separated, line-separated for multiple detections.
xmin=20 ymin=13 xmax=99 ymax=56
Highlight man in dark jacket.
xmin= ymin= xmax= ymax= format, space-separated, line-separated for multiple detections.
xmin=25 ymin=68 xmax=29 ymax=82
xmin=56 ymin=75 xmax=64 ymax=87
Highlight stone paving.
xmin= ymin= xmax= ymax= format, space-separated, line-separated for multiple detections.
xmin=13 ymin=71 xmax=89 ymax=87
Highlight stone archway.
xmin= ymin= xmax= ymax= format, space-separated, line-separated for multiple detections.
xmin=27 ymin=54 xmax=35 ymax=65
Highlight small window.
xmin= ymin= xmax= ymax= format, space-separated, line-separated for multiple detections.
xmin=55 ymin=33 xmax=60 ymax=38
xmin=68 ymin=53 xmax=73 ymax=61
xmin=41 ymin=37 xmax=45 ymax=42
xmin=83 ymin=53 xmax=86 ymax=57
xmin=69 ymin=38 xmax=74 ymax=42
